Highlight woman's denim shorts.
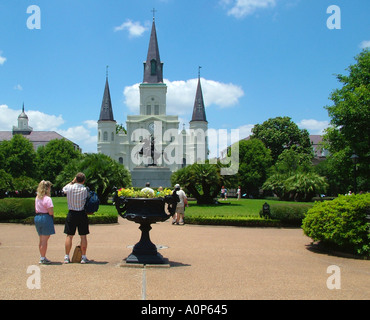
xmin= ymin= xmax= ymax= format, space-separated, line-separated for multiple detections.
xmin=34 ymin=214 xmax=55 ymax=236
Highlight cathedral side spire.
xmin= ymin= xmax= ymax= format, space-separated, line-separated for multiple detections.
xmin=99 ymin=68 xmax=115 ymax=121
xmin=190 ymin=71 xmax=207 ymax=123
xmin=143 ymin=18 xmax=163 ymax=83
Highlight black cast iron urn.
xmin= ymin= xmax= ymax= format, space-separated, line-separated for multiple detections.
xmin=113 ymin=188 xmax=179 ymax=264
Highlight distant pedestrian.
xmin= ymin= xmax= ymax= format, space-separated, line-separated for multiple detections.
xmin=221 ymin=186 xmax=227 ymax=200
xmin=237 ymin=186 xmax=241 ymax=200
xmin=34 ymin=180 xmax=55 ymax=264
xmin=173 ymin=184 xmax=188 ymax=225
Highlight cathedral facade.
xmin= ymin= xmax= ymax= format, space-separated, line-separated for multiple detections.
xmin=97 ymin=19 xmax=208 ymax=186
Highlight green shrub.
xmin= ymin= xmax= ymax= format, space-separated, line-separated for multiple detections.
xmin=185 ymin=216 xmax=282 ymax=227
xmin=0 ymin=198 xmax=35 ymax=221
xmin=260 ymin=202 xmax=313 ymax=226
xmin=302 ymin=194 xmax=370 ymax=256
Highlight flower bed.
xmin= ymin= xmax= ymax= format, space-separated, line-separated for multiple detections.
xmin=117 ymin=187 xmax=172 ymax=198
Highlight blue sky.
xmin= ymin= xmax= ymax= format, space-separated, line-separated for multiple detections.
xmin=0 ymin=0 xmax=369 ymax=154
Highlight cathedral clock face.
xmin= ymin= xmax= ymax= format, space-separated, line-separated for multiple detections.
xmin=148 ymin=122 xmax=155 ymax=133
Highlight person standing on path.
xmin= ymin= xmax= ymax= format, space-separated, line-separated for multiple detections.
xmin=34 ymin=180 xmax=55 ymax=264
xmin=62 ymin=172 xmax=89 ymax=264
xmin=173 ymin=184 xmax=188 ymax=225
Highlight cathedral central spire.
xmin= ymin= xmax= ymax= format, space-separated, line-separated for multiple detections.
xmin=143 ymin=18 xmax=163 ymax=83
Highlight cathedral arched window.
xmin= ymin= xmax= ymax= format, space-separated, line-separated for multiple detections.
xmin=111 ymin=132 xmax=114 ymax=141
xmin=103 ymin=131 xmax=108 ymax=141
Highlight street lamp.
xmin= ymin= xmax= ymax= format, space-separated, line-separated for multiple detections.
xmin=350 ymin=153 xmax=359 ymax=194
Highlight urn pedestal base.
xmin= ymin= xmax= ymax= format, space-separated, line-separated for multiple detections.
xmin=125 ymin=222 xmax=168 ymax=265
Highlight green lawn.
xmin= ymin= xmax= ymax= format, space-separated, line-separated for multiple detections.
xmin=48 ymin=197 xmax=311 ymax=227
xmin=186 ymin=199 xmax=268 ymax=218
xmin=52 ymin=197 xmax=276 ymax=219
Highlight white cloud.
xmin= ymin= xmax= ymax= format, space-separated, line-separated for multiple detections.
xmin=359 ymin=40 xmax=370 ymax=49
xmin=84 ymin=120 xmax=98 ymax=129
xmin=57 ymin=126 xmax=96 ymax=147
xmin=114 ymin=19 xmax=148 ymax=38
xmin=297 ymin=119 xmax=329 ymax=135
xmin=0 ymin=105 xmax=65 ymax=131
xmin=0 ymin=104 xmax=19 ymax=130
xmin=236 ymin=124 xmax=254 ymax=140
xmin=123 ymin=78 xmax=244 ymax=116
xmin=0 ymin=51 xmax=6 ymax=65
xmin=221 ymin=0 xmax=276 ymax=18
xmin=13 ymin=84 xmax=23 ymax=91
xmin=27 ymin=111 xmax=65 ymax=131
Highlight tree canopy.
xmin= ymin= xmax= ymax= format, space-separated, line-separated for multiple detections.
xmin=251 ymin=116 xmax=312 ymax=163
xmin=55 ymin=153 xmax=131 ymax=204
xmin=235 ymin=138 xmax=273 ymax=197
xmin=36 ymin=139 xmax=81 ymax=182
xmin=0 ymin=134 xmax=37 ymax=178
xmin=322 ymin=49 xmax=370 ymax=193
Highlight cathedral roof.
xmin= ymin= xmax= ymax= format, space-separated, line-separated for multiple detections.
xmin=99 ymin=77 xmax=115 ymax=121
xmin=0 ymin=131 xmax=79 ymax=151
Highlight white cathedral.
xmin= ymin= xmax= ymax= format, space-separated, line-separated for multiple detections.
xmin=97 ymin=18 xmax=208 ymax=187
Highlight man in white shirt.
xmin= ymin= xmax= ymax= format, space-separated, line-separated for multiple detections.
xmin=174 ymin=184 xmax=188 ymax=225
xmin=62 ymin=172 xmax=89 ymax=264
xmin=141 ymin=182 xmax=155 ymax=196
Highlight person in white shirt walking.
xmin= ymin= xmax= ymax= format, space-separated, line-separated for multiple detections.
xmin=62 ymin=172 xmax=89 ymax=264
xmin=173 ymin=184 xmax=188 ymax=225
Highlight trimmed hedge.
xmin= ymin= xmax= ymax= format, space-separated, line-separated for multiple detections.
xmin=259 ymin=202 xmax=314 ymax=226
xmin=185 ymin=216 xmax=282 ymax=227
xmin=0 ymin=198 xmax=118 ymax=224
xmin=302 ymin=194 xmax=370 ymax=257
xmin=22 ymin=214 xmax=118 ymax=225
xmin=0 ymin=198 xmax=35 ymax=222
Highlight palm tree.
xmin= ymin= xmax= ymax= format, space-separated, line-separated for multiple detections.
xmin=285 ymin=172 xmax=328 ymax=202
xmin=171 ymin=163 xmax=221 ymax=204
xmin=56 ymin=153 xmax=131 ymax=204
xmin=263 ymin=172 xmax=328 ymax=202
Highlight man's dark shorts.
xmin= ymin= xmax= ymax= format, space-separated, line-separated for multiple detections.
xmin=64 ymin=210 xmax=90 ymax=236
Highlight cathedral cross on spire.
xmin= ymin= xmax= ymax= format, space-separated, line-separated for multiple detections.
xmin=151 ymin=8 xmax=157 ymax=21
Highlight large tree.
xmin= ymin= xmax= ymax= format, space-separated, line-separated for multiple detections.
xmin=251 ymin=116 xmax=312 ymax=163
xmin=322 ymin=49 xmax=370 ymax=193
xmin=236 ymin=138 xmax=273 ymax=197
xmin=263 ymin=147 xmax=327 ymax=201
xmin=55 ymin=153 xmax=131 ymax=204
xmin=36 ymin=139 xmax=81 ymax=182
xmin=0 ymin=134 xmax=37 ymax=178
xmin=171 ymin=162 xmax=225 ymax=204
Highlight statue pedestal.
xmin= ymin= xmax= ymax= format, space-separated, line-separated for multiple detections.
xmin=131 ymin=166 xmax=172 ymax=188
